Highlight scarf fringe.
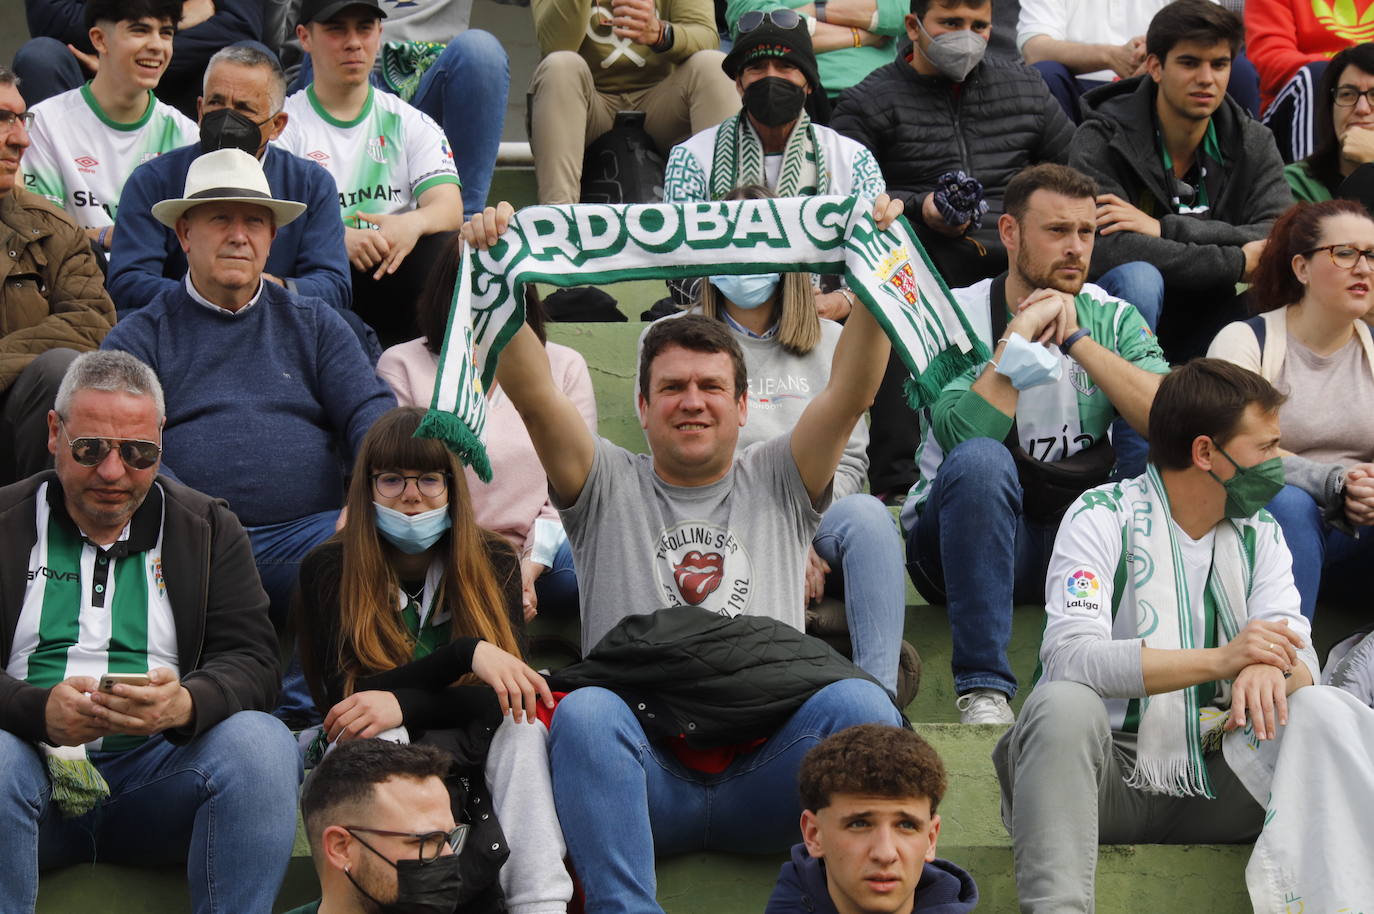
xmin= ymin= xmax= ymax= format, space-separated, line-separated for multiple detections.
xmin=1124 ymin=754 xmax=1215 ymax=799
xmin=415 ymin=410 xmax=493 ymax=483
xmin=42 ymin=746 xmax=110 ymax=818
xmin=902 ymin=337 xmax=992 ymax=410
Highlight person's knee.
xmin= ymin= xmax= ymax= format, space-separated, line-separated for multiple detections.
xmin=200 ymin=711 xmax=302 ymax=793
xmin=531 ymin=51 xmax=591 ymax=88
xmin=549 ymin=687 xmax=634 ymax=753
xmin=443 ymin=28 xmax=508 ymax=71
xmin=941 ymin=437 xmax=1018 ymax=487
xmin=13 ymin=37 xmax=69 ymax=71
xmin=1100 ymin=261 xmax=1165 ymax=329
xmin=0 ymin=729 xmax=49 ymax=811
xmin=1031 ymin=60 xmax=1074 ymax=85
xmin=1266 ymin=484 xmax=1322 ymax=530
xmin=1016 ymin=680 xmax=1109 ymax=744
xmin=810 ymin=679 xmax=904 ymax=727
xmin=819 ymin=494 xmax=898 ymax=548
xmin=25 ymin=348 xmax=80 ymax=391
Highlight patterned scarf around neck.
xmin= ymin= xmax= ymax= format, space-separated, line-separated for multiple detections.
xmin=709 ymin=111 xmax=825 ymax=200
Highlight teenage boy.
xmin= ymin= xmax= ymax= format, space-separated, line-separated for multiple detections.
xmin=277 ymin=0 xmax=462 ymax=346
xmin=21 ymin=0 xmax=197 ymax=255
xmin=1068 ymin=0 xmax=1292 ymax=359
xmin=767 ymin=723 xmax=978 ymax=914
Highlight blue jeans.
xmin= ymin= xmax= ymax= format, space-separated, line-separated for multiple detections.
xmin=293 ymin=31 xmax=509 ymax=217
xmin=905 ymin=438 xmax=1059 ymax=699
xmin=0 ymin=711 xmax=301 ymax=914
xmin=247 ymin=509 xmax=339 ymax=722
xmin=813 ymin=493 xmax=906 ymax=696
xmin=1265 ymin=484 xmax=1374 ymax=621
xmin=549 ymin=679 xmax=904 ymax=914
xmin=533 ymin=538 xmax=581 ymax=620
xmin=1096 ymin=261 xmax=1164 ymax=482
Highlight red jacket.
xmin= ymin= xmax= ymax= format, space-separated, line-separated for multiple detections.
xmin=1247 ymin=0 xmax=1372 ymax=112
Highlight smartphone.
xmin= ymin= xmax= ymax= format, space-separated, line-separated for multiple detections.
xmin=99 ymin=672 xmax=150 ymax=692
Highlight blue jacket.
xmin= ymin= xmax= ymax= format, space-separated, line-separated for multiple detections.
xmin=109 ymin=143 xmax=351 ymax=313
xmin=101 ymin=281 xmax=395 ymax=527
xmin=766 ymin=843 xmax=978 ymax=914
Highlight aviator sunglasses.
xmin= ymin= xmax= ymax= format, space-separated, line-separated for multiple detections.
xmin=60 ymin=420 xmax=162 ymax=470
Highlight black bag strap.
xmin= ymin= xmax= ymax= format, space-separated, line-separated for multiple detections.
xmin=1244 ymin=314 xmax=1267 ymax=353
xmin=986 ymin=273 xmax=1020 ymax=448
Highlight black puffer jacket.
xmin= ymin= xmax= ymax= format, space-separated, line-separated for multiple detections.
xmin=831 ymin=50 xmax=1075 ymax=249
xmin=549 ymin=606 xmax=904 ymax=748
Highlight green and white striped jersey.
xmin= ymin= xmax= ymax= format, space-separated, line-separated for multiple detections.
xmin=277 ymin=85 xmax=460 ymax=228
xmin=21 ymin=84 xmax=197 ymax=229
xmin=11 ymin=482 xmax=179 ymax=751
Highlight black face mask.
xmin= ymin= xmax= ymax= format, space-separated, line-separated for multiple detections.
xmin=199 ymin=107 xmax=267 ymax=156
xmin=741 ymin=76 xmax=807 ymax=128
xmin=346 ymin=853 xmax=462 ymax=914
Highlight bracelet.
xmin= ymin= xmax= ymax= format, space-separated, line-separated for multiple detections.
xmin=814 ymin=0 xmax=827 ymax=22
xmin=851 ymin=27 xmax=862 ymax=47
xmin=97 ymin=226 xmax=111 ymax=249
xmin=839 ymin=288 xmax=857 ymax=311
xmin=1062 ymin=327 xmax=1091 ymax=352
xmin=651 ymin=21 xmax=674 ymax=52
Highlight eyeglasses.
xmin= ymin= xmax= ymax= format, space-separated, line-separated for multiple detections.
xmin=1333 ymin=85 xmax=1374 ymax=108
xmin=737 ymin=8 xmax=802 ymax=33
xmin=0 ymin=109 xmax=35 ymax=132
xmin=345 ymin=825 xmax=469 ymax=863
xmin=1302 ymin=244 xmax=1374 ymax=270
xmin=60 ymin=420 xmax=161 ymax=470
xmin=371 ymin=472 xmax=450 ymax=498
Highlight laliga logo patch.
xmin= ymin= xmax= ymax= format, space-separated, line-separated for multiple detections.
xmin=1065 ymin=569 xmax=1101 ymax=615
xmin=655 ymin=522 xmax=752 ymax=616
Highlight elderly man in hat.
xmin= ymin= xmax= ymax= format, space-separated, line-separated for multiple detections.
xmin=0 ymin=348 xmax=300 ymax=914
xmin=101 ymin=148 xmax=395 ymax=722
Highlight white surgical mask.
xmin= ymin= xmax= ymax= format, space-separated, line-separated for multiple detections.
xmin=994 ymin=332 xmax=1063 ymax=390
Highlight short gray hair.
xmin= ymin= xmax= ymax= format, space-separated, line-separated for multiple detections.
xmin=55 ymin=351 xmax=166 ymax=422
xmin=203 ymin=45 xmax=287 ymax=114
xmin=0 ymin=65 xmax=18 ymax=88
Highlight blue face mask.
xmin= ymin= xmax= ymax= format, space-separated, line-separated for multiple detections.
xmin=709 ymin=273 xmax=781 ymax=309
xmin=373 ymin=502 xmax=452 ymax=554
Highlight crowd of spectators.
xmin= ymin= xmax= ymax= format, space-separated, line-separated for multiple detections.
xmin=6 ymin=0 xmax=1374 ymax=911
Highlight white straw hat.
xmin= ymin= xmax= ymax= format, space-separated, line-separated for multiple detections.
xmin=151 ymin=148 xmax=307 ymax=228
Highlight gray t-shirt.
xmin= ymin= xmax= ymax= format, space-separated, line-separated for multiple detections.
xmin=559 ymin=433 xmax=829 ymax=653
xmin=1278 ymin=336 xmax=1374 ymax=467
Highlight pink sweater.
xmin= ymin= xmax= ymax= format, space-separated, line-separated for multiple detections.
xmin=377 ymin=337 xmax=598 ymax=555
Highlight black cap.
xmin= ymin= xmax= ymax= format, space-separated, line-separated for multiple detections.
xmin=298 ymin=0 xmax=387 ymax=26
xmin=722 ymin=15 xmax=820 ymax=91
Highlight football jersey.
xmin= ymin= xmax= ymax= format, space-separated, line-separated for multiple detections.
xmin=22 ymin=84 xmax=198 ymax=229
xmin=277 ymin=85 xmax=460 ymax=227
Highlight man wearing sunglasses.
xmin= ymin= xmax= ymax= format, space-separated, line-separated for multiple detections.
xmin=0 ymin=349 xmax=301 ymax=913
xmin=101 ymin=148 xmax=396 ymax=723
xmin=0 ymin=64 xmax=115 ymax=489
xmin=289 ymin=738 xmax=470 ymax=914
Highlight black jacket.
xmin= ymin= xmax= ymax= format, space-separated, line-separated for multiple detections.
xmin=765 ymin=843 xmax=979 ymax=914
xmin=831 ymin=51 xmax=1075 ymax=248
xmin=1069 ymin=75 xmax=1293 ymax=290
xmin=0 ymin=472 xmax=281 ymax=745
xmin=549 ymin=605 xmax=903 ymax=747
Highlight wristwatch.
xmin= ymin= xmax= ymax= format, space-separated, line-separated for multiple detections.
xmin=814 ymin=0 xmax=828 ymax=22
xmin=651 ymin=20 xmax=674 ymax=51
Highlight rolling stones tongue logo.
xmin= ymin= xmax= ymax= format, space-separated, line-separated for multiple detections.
xmin=655 ymin=522 xmax=753 ymax=616
xmin=672 ymin=550 xmax=725 ymax=605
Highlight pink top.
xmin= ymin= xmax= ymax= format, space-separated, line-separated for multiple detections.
xmin=377 ymin=337 xmax=598 ymax=555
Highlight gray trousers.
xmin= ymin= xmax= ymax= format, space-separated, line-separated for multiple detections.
xmin=993 ymin=680 xmax=1264 ymax=913
xmin=0 ymin=348 xmax=79 ymax=486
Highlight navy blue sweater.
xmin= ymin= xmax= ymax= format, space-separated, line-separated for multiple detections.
xmin=110 ymin=144 xmax=351 ymax=313
xmin=766 ymin=843 xmax=978 ymax=914
xmin=101 ymin=282 xmax=396 ymax=526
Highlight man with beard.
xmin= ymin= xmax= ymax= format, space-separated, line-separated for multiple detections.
xmin=898 ymin=163 xmax=1169 ymax=724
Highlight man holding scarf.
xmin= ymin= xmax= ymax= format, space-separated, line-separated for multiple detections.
xmin=993 ymin=358 xmax=1334 ymax=911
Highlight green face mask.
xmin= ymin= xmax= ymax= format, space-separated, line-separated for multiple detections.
xmin=1207 ymin=441 xmax=1285 ymax=519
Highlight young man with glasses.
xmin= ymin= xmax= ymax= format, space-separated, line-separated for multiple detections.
xmin=528 ymin=0 xmax=740 ymax=204
xmin=288 ymin=739 xmax=470 ymax=914
xmin=0 ymin=65 xmax=115 ymax=488
xmin=0 ymin=349 xmax=301 ymax=913
xmin=100 ymin=149 xmax=395 ymax=723
xmin=20 ymin=0 xmax=197 ymax=257
xmin=1069 ymin=0 xmax=1293 ymax=360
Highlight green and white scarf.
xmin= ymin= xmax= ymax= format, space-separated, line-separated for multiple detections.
xmin=1127 ymin=465 xmax=1250 ymax=798
xmin=709 ymin=111 xmax=825 ymax=200
xmin=417 ymin=195 xmax=989 ymax=476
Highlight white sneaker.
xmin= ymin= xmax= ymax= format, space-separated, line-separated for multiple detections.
xmin=956 ymin=689 xmax=1015 ymax=724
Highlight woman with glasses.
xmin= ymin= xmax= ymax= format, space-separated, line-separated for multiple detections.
xmin=1285 ymin=43 xmax=1374 ymax=204
xmin=294 ymin=406 xmax=572 ymax=914
xmin=378 ymin=241 xmax=595 ymax=624
xmin=1208 ymin=200 xmax=1374 ymax=621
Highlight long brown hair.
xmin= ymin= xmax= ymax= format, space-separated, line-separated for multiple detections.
xmin=337 ymin=407 xmax=519 ymax=695
xmin=695 ymin=184 xmax=821 ymax=356
xmin=1250 ymin=199 xmax=1370 ymax=315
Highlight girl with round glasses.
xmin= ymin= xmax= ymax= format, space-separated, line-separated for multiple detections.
xmin=1208 ymin=199 xmax=1374 ymax=621
xmin=1286 ymin=43 xmax=1374 ymax=204
xmin=294 ymin=406 xmax=571 ymax=913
